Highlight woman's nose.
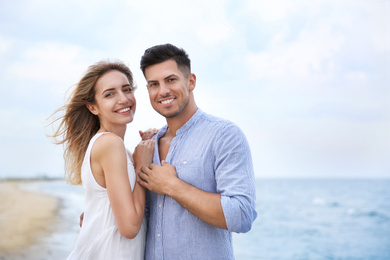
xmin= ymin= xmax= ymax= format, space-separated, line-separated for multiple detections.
xmin=118 ymin=92 xmax=129 ymax=103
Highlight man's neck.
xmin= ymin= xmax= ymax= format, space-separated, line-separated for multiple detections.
xmin=165 ymin=105 xmax=198 ymax=137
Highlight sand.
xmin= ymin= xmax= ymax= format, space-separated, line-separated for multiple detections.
xmin=0 ymin=180 xmax=60 ymax=259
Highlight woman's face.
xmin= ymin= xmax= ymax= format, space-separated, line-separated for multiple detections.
xmin=88 ymin=70 xmax=136 ymax=129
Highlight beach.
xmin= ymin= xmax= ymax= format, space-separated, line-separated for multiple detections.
xmin=0 ymin=180 xmax=60 ymax=260
xmin=0 ymin=179 xmax=389 ymax=259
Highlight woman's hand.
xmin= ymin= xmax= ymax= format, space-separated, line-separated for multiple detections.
xmin=80 ymin=212 xmax=84 ymax=228
xmin=133 ymin=139 xmax=155 ymax=172
xmin=139 ymin=128 xmax=159 ymax=140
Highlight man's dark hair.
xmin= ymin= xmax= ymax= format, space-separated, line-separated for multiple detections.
xmin=140 ymin=43 xmax=191 ymax=76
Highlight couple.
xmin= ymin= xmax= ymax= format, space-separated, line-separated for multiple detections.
xmin=51 ymin=44 xmax=257 ymax=259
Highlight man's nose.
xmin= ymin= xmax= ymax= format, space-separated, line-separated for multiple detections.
xmin=159 ymin=82 xmax=170 ymax=95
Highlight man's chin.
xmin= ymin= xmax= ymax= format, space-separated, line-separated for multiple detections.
xmin=157 ymin=110 xmax=180 ymax=119
xmin=154 ymin=99 xmax=189 ymax=119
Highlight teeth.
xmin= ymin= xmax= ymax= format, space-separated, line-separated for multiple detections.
xmin=118 ymin=107 xmax=130 ymax=113
xmin=161 ymin=99 xmax=174 ymax=105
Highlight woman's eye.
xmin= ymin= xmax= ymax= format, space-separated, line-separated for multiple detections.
xmin=105 ymin=93 xmax=113 ymax=98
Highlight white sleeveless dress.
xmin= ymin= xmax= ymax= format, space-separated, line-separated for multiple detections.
xmin=67 ymin=132 xmax=146 ymax=260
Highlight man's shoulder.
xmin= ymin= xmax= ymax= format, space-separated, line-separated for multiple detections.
xmin=200 ymin=111 xmax=238 ymax=130
xmin=196 ymin=111 xmax=245 ymax=140
xmin=196 ymin=111 xmax=250 ymax=151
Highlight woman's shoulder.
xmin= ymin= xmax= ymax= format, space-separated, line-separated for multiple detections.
xmin=92 ymin=132 xmax=125 ymax=154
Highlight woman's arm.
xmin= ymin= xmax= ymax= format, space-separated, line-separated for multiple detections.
xmin=93 ymin=133 xmax=154 ymax=239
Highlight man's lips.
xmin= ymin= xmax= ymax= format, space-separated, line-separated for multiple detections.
xmin=160 ymin=98 xmax=174 ymax=105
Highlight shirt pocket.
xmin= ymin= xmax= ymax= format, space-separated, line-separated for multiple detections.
xmin=175 ymin=157 xmax=204 ymax=189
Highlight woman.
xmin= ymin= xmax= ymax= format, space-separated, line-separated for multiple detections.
xmin=49 ymin=61 xmax=154 ymax=259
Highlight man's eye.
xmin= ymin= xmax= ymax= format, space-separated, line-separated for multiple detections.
xmin=124 ymin=87 xmax=133 ymax=92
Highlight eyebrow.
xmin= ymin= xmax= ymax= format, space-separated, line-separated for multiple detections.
xmin=101 ymin=84 xmax=131 ymax=95
xmin=164 ymin=74 xmax=178 ymax=79
xmin=147 ymin=74 xmax=179 ymax=84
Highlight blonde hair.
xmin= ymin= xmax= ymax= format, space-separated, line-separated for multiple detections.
xmin=48 ymin=61 xmax=135 ymax=185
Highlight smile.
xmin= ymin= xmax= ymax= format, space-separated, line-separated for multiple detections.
xmin=160 ymin=98 xmax=174 ymax=105
xmin=117 ymin=107 xmax=131 ymax=113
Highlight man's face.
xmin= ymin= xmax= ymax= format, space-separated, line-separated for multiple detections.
xmin=144 ymin=59 xmax=195 ymax=119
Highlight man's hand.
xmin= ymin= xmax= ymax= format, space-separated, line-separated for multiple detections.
xmin=138 ymin=160 xmax=228 ymax=229
xmin=137 ymin=160 xmax=178 ymax=195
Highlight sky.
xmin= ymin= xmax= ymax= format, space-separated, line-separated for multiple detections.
xmin=0 ymin=0 xmax=389 ymax=179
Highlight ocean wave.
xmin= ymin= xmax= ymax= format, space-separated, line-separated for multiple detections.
xmin=347 ymin=208 xmax=390 ymax=222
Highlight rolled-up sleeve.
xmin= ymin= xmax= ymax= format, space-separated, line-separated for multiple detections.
xmin=215 ymin=123 xmax=257 ymax=233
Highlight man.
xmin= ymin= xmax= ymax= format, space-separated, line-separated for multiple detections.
xmin=138 ymin=43 xmax=257 ymax=260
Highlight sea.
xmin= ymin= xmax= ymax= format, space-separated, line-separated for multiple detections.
xmin=21 ymin=178 xmax=390 ymax=260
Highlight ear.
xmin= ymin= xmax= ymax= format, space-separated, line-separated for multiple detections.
xmin=86 ymin=104 xmax=99 ymax=115
xmin=188 ymin=73 xmax=196 ymax=91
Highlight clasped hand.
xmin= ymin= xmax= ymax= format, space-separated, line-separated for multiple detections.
xmin=138 ymin=161 xmax=177 ymax=195
xmin=133 ymin=128 xmax=158 ymax=170
xmin=133 ymin=139 xmax=155 ymax=169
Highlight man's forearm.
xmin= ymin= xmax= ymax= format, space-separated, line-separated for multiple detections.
xmin=166 ymin=178 xmax=227 ymax=229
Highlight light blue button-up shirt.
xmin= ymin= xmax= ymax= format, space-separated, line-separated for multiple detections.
xmin=145 ymin=109 xmax=257 ymax=260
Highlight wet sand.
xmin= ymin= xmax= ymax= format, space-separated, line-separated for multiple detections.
xmin=0 ymin=180 xmax=60 ymax=259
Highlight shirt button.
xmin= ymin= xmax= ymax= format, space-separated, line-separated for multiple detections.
xmin=159 ymin=204 xmax=162 ymax=208
xmin=183 ymin=161 xmax=187 ymax=165
xmin=157 ymin=234 xmax=161 ymax=238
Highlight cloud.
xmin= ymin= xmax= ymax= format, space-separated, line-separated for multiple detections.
xmin=8 ymin=42 xmax=88 ymax=83
xmin=0 ymin=0 xmax=388 ymax=179
xmin=123 ymin=0 xmax=236 ymax=47
xmin=245 ymin=0 xmax=307 ymax=22
xmin=244 ymin=0 xmax=388 ymax=81
xmin=0 ymin=34 xmax=13 ymax=54
xmin=245 ymin=11 xmax=345 ymax=79
xmin=195 ymin=22 xmax=235 ymax=46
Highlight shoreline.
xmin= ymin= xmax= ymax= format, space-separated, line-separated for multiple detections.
xmin=0 ymin=180 xmax=60 ymax=259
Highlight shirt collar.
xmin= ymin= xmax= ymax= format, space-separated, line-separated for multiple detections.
xmin=176 ymin=108 xmax=203 ymax=135
xmin=156 ymin=108 xmax=204 ymax=138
